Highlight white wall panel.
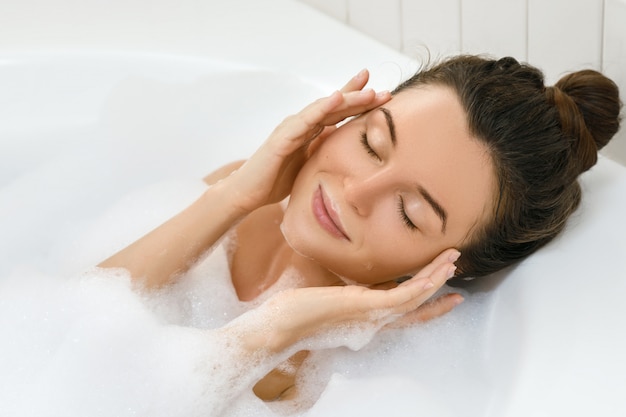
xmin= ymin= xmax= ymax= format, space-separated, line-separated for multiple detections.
xmin=347 ymin=0 xmax=402 ymax=50
xmin=600 ymin=0 xmax=626 ymax=165
xmin=528 ymin=0 xmax=603 ymax=83
xmin=298 ymin=0 xmax=348 ymax=22
xmin=401 ymin=0 xmax=461 ymax=58
xmin=295 ymin=0 xmax=626 ymax=167
xmin=461 ymin=0 xmax=527 ymax=59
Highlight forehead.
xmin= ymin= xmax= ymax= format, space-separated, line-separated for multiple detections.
xmin=371 ymin=85 xmax=496 ymax=241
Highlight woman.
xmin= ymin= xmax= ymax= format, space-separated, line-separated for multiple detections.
xmin=99 ymin=55 xmax=621 ymax=402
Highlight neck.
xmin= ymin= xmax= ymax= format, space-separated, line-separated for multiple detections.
xmin=284 ymin=243 xmax=345 ymax=289
xmin=230 ymin=204 xmax=344 ymax=302
xmin=262 ymin=235 xmax=344 ymax=294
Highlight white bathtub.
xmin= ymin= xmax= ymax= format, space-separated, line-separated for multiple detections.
xmin=1 ymin=1 xmax=625 ymax=416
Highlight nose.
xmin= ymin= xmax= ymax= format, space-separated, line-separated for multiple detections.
xmin=343 ymin=169 xmax=392 ymax=216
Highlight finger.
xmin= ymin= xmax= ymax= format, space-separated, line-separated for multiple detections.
xmin=339 ymin=69 xmax=369 ymax=93
xmin=354 ymin=271 xmax=441 ymax=314
xmin=305 ymin=89 xmax=386 ymax=153
xmin=290 ymin=89 xmax=384 ymax=144
xmin=272 ymin=88 xmax=389 ymax=156
xmin=308 ymin=69 xmax=369 ymax=150
xmin=389 ymin=260 xmax=456 ymax=313
xmin=300 ymin=90 xmax=344 ymax=127
xmin=408 ymin=248 xmax=460 ymax=282
xmin=357 ymin=251 xmax=458 ymax=314
xmin=297 ymin=90 xmax=345 ymax=130
xmin=317 ymin=89 xmax=391 ymax=127
xmin=305 ymin=87 xmax=391 ymax=157
xmin=369 ymin=280 xmax=399 ymax=290
xmin=316 ymin=125 xmax=337 ymax=141
xmin=385 ymin=293 xmax=464 ymax=329
xmin=414 ymin=293 xmax=464 ymax=322
xmin=306 ymin=125 xmax=336 ymax=157
xmin=269 ymin=91 xmax=344 ymax=149
xmin=298 ymin=89 xmax=372 ymax=128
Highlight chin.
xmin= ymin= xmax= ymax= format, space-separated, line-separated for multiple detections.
xmin=279 ymin=219 xmax=315 ymax=261
xmin=280 ymin=218 xmax=347 ymax=273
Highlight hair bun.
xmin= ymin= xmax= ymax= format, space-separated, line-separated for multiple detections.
xmin=548 ymin=70 xmax=622 ymax=173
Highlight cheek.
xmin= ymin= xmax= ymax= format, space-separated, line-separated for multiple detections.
xmin=362 ymin=223 xmax=449 ymax=278
xmin=369 ymin=239 xmax=426 ymax=275
xmin=354 ymin=227 xmax=422 ymax=278
xmin=281 ymin=184 xmax=313 ymax=248
xmin=280 ymin=207 xmax=313 ymax=261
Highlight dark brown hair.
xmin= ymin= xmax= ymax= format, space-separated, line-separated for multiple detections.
xmin=394 ymin=55 xmax=622 ymax=279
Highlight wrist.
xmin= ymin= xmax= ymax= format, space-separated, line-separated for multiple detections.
xmin=223 ymin=304 xmax=297 ymax=357
xmin=200 ymin=178 xmax=253 ymax=221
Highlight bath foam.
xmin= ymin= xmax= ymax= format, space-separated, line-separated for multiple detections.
xmin=0 ymin=265 xmax=304 ymax=417
xmin=307 ymin=373 xmax=453 ymax=417
xmin=0 ymin=268 xmax=233 ymax=417
xmin=139 ymin=182 xmax=492 ymax=416
xmin=1 ymin=178 xmax=495 ymax=417
xmin=0 ymin=180 xmax=270 ymax=417
xmin=294 ymin=290 xmax=492 ymax=416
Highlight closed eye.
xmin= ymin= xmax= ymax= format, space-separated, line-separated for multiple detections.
xmin=360 ymin=131 xmax=381 ymax=161
xmin=397 ymin=196 xmax=418 ymax=231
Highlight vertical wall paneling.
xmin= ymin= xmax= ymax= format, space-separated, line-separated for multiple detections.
xmin=400 ymin=0 xmax=461 ymax=58
xmin=461 ymin=0 xmax=527 ymax=59
xmin=292 ymin=0 xmax=626 ymax=166
xmin=528 ymin=0 xmax=604 ymax=83
xmin=347 ymin=0 xmax=402 ymax=50
xmin=297 ymin=0 xmax=348 ymax=22
xmin=600 ymin=0 xmax=626 ymax=165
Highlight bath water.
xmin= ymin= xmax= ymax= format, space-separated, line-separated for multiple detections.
xmin=0 ymin=177 xmax=494 ymax=417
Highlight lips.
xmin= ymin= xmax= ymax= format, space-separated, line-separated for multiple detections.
xmin=312 ymin=185 xmax=350 ymax=241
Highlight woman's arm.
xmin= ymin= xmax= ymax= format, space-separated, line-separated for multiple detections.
xmin=98 ymin=70 xmax=391 ymax=288
xmin=97 ymin=178 xmax=248 ymax=288
xmin=98 ymin=159 xmax=245 ymax=288
xmin=202 ymin=160 xmax=245 ymax=186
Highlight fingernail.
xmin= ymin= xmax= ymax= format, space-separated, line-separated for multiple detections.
xmin=446 ymin=265 xmax=457 ymax=280
xmin=453 ymin=295 xmax=465 ymax=306
xmin=359 ymin=88 xmax=374 ymax=96
xmin=376 ymin=90 xmax=390 ymax=98
xmin=423 ymin=280 xmax=434 ymax=290
xmin=448 ymin=250 xmax=461 ymax=263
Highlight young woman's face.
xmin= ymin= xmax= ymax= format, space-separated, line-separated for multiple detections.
xmin=281 ymin=85 xmax=495 ymax=285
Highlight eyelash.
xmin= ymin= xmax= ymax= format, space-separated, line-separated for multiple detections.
xmin=360 ymin=131 xmax=416 ymax=231
xmin=360 ymin=132 xmax=381 ymax=161
xmin=397 ymin=196 xmax=418 ymax=231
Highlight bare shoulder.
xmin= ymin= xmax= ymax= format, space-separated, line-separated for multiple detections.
xmin=203 ymin=160 xmax=246 ymax=186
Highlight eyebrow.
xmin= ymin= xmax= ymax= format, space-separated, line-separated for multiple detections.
xmin=379 ymin=107 xmax=397 ymax=146
xmin=417 ymin=185 xmax=448 ymax=234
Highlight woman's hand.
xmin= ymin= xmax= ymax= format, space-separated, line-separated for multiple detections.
xmin=244 ymin=248 xmax=461 ymax=354
xmin=216 ymin=248 xmax=460 ymax=406
xmin=220 ymin=70 xmax=391 ymax=215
